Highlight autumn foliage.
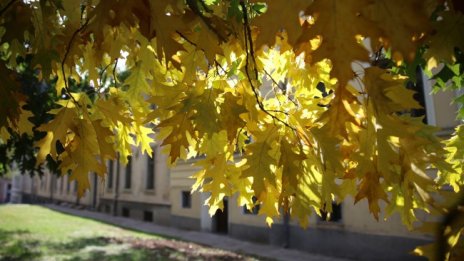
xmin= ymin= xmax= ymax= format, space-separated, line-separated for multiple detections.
xmin=1 ymin=0 xmax=464 ymax=259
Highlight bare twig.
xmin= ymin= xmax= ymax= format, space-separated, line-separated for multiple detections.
xmin=176 ymin=30 xmax=229 ymax=78
xmin=98 ymin=62 xmax=113 ymax=88
xmin=61 ymin=19 xmax=89 ymax=105
xmin=176 ymin=31 xmax=197 ymax=47
xmin=0 ymin=0 xmax=16 ymax=18
xmin=186 ymin=0 xmax=227 ymax=43
xmin=262 ymin=70 xmax=299 ymax=107
xmin=113 ymin=58 xmax=119 ymax=87
xmin=240 ymin=0 xmax=296 ymax=132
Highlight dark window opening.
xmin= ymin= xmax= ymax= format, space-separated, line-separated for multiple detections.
xmin=66 ymin=177 xmax=70 ymax=193
xmin=122 ymin=207 xmax=130 ymax=217
xmin=181 ymin=191 xmax=191 ymax=208
xmin=144 ymin=211 xmax=154 ymax=222
xmin=60 ymin=177 xmax=64 ymax=193
xmin=408 ymin=66 xmax=427 ymax=123
xmin=73 ymin=181 xmax=78 ymax=194
xmin=41 ymin=176 xmax=46 ymax=189
xmin=243 ymin=196 xmax=260 ymax=215
xmin=6 ymin=184 xmax=11 ymax=202
xmin=213 ymin=198 xmax=228 ymax=234
xmin=124 ymin=157 xmax=132 ymax=189
xmin=146 ymin=152 xmax=155 ymax=190
xmin=53 ymin=176 xmax=58 ymax=190
xmin=319 ymin=202 xmax=342 ymax=222
xmin=107 ymin=160 xmax=114 ymax=189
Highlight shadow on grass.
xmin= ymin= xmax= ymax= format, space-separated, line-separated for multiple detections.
xmin=0 ymin=229 xmax=41 ymax=260
xmin=0 ymin=229 xmax=254 ymax=261
xmin=46 ymin=206 xmax=181 ymax=241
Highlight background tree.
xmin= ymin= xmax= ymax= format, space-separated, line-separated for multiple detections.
xmin=0 ymin=0 xmax=463 ymax=259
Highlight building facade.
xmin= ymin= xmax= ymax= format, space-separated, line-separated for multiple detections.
xmin=11 ymin=77 xmax=460 ymax=260
xmin=0 ymin=177 xmax=11 ymax=203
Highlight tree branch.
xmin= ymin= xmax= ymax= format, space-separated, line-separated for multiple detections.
xmin=61 ymin=20 xmax=89 ymax=105
xmin=112 ymin=58 xmax=119 ymax=87
xmin=186 ymin=0 xmax=227 ymax=43
xmin=262 ymin=70 xmax=299 ymax=107
xmin=0 ymin=0 xmax=16 ymax=18
xmin=240 ymin=0 xmax=296 ymax=132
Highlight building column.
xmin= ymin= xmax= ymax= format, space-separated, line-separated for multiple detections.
xmin=200 ymin=192 xmax=212 ymax=232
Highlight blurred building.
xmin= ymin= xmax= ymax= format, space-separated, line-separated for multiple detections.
xmin=0 ymin=177 xmax=11 ymax=203
xmin=13 ymin=74 xmax=460 ymax=260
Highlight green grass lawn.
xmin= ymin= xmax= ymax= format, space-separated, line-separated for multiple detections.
xmin=0 ymin=204 xmax=261 ymax=261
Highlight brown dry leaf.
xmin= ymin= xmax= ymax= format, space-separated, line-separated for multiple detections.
xmin=301 ymin=0 xmax=375 ymax=86
xmin=362 ymin=0 xmax=435 ymax=62
xmin=251 ymin=0 xmax=311 ymax=48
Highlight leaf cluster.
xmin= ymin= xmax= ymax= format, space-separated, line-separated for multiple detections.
xmin=0 ymin=1 xmax=464 ymax=259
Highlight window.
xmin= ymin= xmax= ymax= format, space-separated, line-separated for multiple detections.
xmin=107 ymin=160 xmax=114 ymax=189
xmin=60 ymin=177 xmax=64 ymax=193
xmin=146 ymin=152 xmax=155 ymax=190
xmin=408 ymin=66 xmax=427 ymax=122
xmin=243 ymin=196 xmax=260 ymax=215
xmin=181 ymin=191 xmax=191 ymax=208
xmin=53 ymin=176 xmax=58 ymax=190
xmin=124 ymin=156 xmax=132 ymax=189
xmin=73 ymin=181 xmax=78 ymax=195
xmin=319 ymin=202 xmax=342 ymax=222
xmin=66 ymin=176 xmax=70 ymax=193
xmin=41 ymin=176 xmax=46 ymax=189
xmin=144 ymin=211 xmax=153 ymax=222
xmin=122 ymin=207 xmax=130 ymax=217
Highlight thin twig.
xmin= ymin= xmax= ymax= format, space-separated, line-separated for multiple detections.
xmin=214 ymin=60 xmax=228 ymax=75
xmin=263 ymin=70 xmax=299 ymax=107
xmin=186 ymin=0 xmax=227 ymax=43
xmin=98 ymin=62 xmax=113 ymax=88
xmin=176 ymin=30 xmax=229 ymax=78
xmin=61 ymin=20 xmax=89 ymax=105
xmin=176 ymin=31 xmax=197 ymax=47
xmin=240 ymin=0 xmax=296 ymax=132
xmin=113 ymin=58 xmax=119 ymax=87
xmin=0 ymin=0 xmax=16 ymax=18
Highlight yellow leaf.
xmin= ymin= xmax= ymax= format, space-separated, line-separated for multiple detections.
xmin=257 ymin=182 xmax=281 ymax=226
xmin=158 ymin=112 xmax=195 ymax=164
xmin=124 ymin=63 xmax=152 ymax=106
xmin=363 ymin=67 xmax=421 ymax=115
xmin=91 ymin=120 xmax=116 ymax=161
xmin=354 ymin=168 xmax=389 ymax=220
xmin=133 ymin=124 xmax=154 ymax=156
xmin=114 ymin=122 xmax=135 ymax=165
xmin=425 ymin=11 xmax=464 ymax=68
xmin=16 ymin=104 xmax=34 ymax=136
xmin=219 ymin=92 xmax=247 ymax=141
xmin=36 ymin=104 xmax=78 ymax=161
xmin=241 ymin=124 xmax=279 ymax=195
xmin=94 ymin=94 xmax=132 ymax=126
xmin=62 ymin=116 xmax=106 ymax=196
xmin=150 ymin=1 xmax=190 ymax=61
